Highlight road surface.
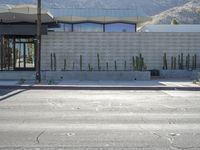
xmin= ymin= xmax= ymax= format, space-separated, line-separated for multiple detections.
xmin=0 ymin=89 xmax=200 ymax=149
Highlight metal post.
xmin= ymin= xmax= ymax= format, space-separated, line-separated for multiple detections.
xmin=36 ymin=0 xmax=41 ymax=83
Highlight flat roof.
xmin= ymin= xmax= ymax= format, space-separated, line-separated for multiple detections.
xmin=141 ymin=25 xmax=200 ymax=32
xmin=0 ymin=4 xmax=151 ymax=24
xmin=50 ymin=8 xmax=150 ymax=24
xmin=0 ymin=4 xmax=54 ymax=23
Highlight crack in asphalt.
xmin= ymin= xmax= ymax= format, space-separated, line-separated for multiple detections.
xmin=35 ymin=130 xmax=45 ymax=144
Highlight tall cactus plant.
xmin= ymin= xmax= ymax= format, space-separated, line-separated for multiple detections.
xmin=64 ymin=59 xmax=67 ymax=71
xmin=163 ymin=53 xmax=168 ymax=70
xmin=124 ymin=60 xmax=127 ymax=71
xmin=80 ymin=55 xmax=83 ymax=71
xmin=174 ymin=56 xmax=176 ymax=70
xmin=132 ymin=56 xmax=135 ymax=71
xmin=53 ymin=53 xmax=57 ymax=71
xmin=114 ymin=61 xmax=117 ymax=71
xmin=106 ymin=62 xmax=109 ymax=71
xmin=181 ymin=53 xmax=184 ymax=70
xmin=97 ymin=53 xmax=101 ymax=71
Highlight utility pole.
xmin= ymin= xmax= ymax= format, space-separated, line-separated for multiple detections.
xmin=36 ymin=0 xmax=41 ymax=83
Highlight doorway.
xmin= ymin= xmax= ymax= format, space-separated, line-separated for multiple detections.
xmin=15 ymin=41 xmax=35 ymax=70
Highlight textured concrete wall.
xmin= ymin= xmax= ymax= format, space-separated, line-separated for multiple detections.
xmin=0 ymin=71 xmax=35 ymax=80
xmin=41 ymin=32 xmax=200 ymax=71
xmin=42 ymin=71 xmax=150 ymax=81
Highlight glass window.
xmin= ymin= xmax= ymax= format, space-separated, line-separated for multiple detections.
xmin=105 ymin=23 xmax=136 ymax=32
xmin=1 ymin=37 xmax=14 ymax=70
xmin=48 ymin=23 xmax=72 ymax=32
xmin=73 ymin=23 xmax=103 ymax=32
xmin=0 ymin=36 xmax=35 ymax=71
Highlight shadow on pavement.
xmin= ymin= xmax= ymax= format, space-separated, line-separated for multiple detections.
xmin=0 ymin=89 xmax=27 ymax=102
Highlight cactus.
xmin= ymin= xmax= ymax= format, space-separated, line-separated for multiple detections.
xmin=88 ymin=64 xmax=93 ymax=71
xmin=124 ymin=60 xmax=127 ymax=71
xmin=132 ymin=56 xmax=135 ymax=71
xmin=181 ymin=53 xmax=184 ymax=70
xmin=80 ymin=55 xmax=82 ymax=71
xmin=50 ymin=53 xmax=53 ymax=71
xmin=178 ymin=55 xmax=181 ymax=69
xmin=163 ymin=53 xmax=168 ymax=70
xmin=115 ymin=61 xmax=117 ymax=71
xmin=97 ymin=53 xmax=101 ymax=71
xmin=192 ymin=55 xmax=195 ymax=70
xmin=139 ymin=53 xmax=145 ymax=71
xmin=194 ymin=54 xmax=197 ymax=69
xmin=106 ymin=62 xmax=109 ymax=71
xmin=53 ymin=53 xmax=56 ymax=71
xmin=136 ymin=56 xmax=139 ymax=70
xmin=171 ymin=56 xmax=174 ymax=70
xmin=186 ymin=54 xmax=190 ymax=70
xmin=64 ymin=59 xmax=67 ymax=71
xmin=174 ymin=56 xmax=176 ymax=70
xmin=72 ymin=62 xmax=75 ymax=70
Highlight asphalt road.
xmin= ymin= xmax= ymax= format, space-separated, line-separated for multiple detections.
xmin=0 ymin=89 xmax=200 ymax=150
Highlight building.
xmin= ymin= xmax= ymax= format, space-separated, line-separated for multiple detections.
xmin=0 ymin=4 xmax=200 ymax=80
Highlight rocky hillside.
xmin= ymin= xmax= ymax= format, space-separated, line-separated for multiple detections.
xmin=1 ymin=0 xmax=199 ymax=24
xmin=145 ymin=0 xmax=200 ymax=24
xmin=0 ymin=0 xmax=191 ymax=16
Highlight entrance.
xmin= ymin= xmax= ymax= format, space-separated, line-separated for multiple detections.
xmin=15 ymin=40 xmax=35 ymax=70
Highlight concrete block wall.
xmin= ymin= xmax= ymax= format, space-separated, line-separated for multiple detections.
xmin=41 ymin=32 xmax=200 ymax=71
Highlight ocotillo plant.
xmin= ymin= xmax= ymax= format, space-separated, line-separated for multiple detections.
xmin=115 ymin=61 xmax=117 ymax=71
xmin=53 ymin=53 xmax=56 ymax=71
xmin=97 ymin=53 xmax=101 ymax=71
xmin=80 ymin=55 xmax=83 ymax=71
xmin=132 ymin=56 xmax=135 ymax=71
xmin=163 ymin=53 xmax=168 ymax=70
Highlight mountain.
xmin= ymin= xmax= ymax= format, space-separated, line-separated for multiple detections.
xmin=144 ymin=0 xmax=200 ymax=24
xmin=0 ymin=0 xmax=191 ymax=16
xmin=1 ymin=0 xmax=199 ymax=24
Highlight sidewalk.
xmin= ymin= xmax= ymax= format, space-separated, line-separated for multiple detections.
xmin=0 ymin=79 xmax=199 ymax=90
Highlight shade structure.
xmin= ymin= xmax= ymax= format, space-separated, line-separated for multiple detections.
xmin=52 ymin=8 xmax=151 ymax=24
xmin=56 ymin=16 xmax=150 ymax=24
xmin=0 ymin=4 xmax=54 ymax=23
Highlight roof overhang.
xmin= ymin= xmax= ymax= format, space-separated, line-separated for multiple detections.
xmin=55 ymin=16 xmax=151 ymax=24
xmin=0 ymin=4 xmax=54 ymax=23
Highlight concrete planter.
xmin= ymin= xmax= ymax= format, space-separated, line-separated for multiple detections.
xmin=0 ymin=71 xmax=35 ymax=80
xmin=160 ymin=70 xmax=196 ymax=79
xmin=42 ymin=71 xmax=150 ymax=81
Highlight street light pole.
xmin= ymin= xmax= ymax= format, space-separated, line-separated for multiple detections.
xmin=36 ymin=0 xmax=41 ymax=83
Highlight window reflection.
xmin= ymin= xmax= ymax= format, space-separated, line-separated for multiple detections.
xmin=48 ymin=22 xmax=136 ymax=33
xmin=48 ymin=23 xmax=72 ymax=32
xmin=73 ymin=23 xmax=103 ymax=32
xmin=1 ymin=37 xmax=14 ymax=70
xmin=105 ymin=23 xmax=136 ymax=32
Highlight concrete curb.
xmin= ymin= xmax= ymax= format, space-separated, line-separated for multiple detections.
xmin=0 ymin=85 xmax=200 ymax=91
